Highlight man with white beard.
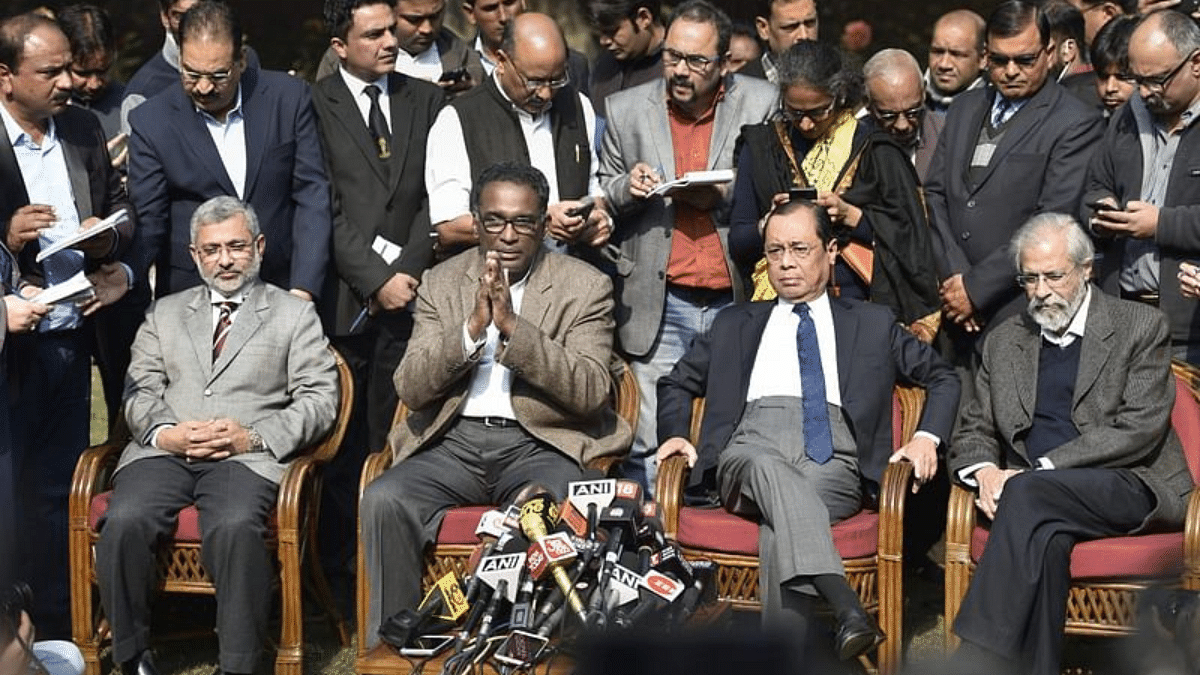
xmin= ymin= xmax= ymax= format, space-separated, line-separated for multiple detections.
xmin=947 ymin=212 xmax=1193 ymax=675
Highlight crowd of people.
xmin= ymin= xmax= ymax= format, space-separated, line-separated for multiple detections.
xmin=0 ymin=0 xmax=1197 ymax=673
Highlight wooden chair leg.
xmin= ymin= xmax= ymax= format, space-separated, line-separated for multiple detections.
xmin=303 ymin=477 xmax=350 ymax=647
xmin=276 ymin=531 xmax=304 ymax=675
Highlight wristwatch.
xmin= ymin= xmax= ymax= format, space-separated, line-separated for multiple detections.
xmin=246 ymin=427 xmax=267 ymax=454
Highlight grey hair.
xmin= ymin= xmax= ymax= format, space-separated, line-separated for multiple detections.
xmin=1010 ymin=212 xmax=1094 ymax=270
xmin=189 ymin=196 xmax=261 ymax=243
xmin=862 ymin=48 xmax=921 ymax=85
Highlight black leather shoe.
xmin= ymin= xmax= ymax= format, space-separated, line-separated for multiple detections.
xmin=834 ymin=611 xmax=885 ymax=660
xmin=122 ymin=651 xmax=160 ymax=675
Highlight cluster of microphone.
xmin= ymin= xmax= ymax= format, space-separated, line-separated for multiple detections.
xmin=378 ymin=478 xmax=716 ymax=673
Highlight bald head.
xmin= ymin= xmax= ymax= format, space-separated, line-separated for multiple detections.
xmin=502 ymin=12 xmax=567 ymax=64
xmin=935 ymin=9 xmax=986 ymax=46
xmin=497 ymin=12 xmax=569 ymax=115
xmin=1128 ymin=10 xmax=1200 ymax=124
xmin=864 ymin=49 xmax=924 ymax=147
xmin=929 ymin=9 xmax=986 ymax=97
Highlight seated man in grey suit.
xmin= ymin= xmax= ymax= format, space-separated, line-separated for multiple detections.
xmin=656 ymin=200 xmax=960 ymax=661
xmin=950 ymin=213 xmax=1194 ymax=675
xmin=360 ymin=162 xmax=631 ymax=648
xmin=94 ymin=196 xmax=340 ymax=675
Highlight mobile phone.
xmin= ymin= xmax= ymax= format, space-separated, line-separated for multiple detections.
xmin=1178 ymin=0 xmax=1200 ymax=15
xmin=789 ymin=187 xmax=818 ymax=201
xmin=1086 ymin=200 xmax=1117 ymax=212
xmin=398 ymin=634 xmax=455 ymax=657
xmin=493 ymin=630 xmax=550 ymax=668
xmin=566 ymin=197 xmax=595 ymax=221
xmin=438 ymin=68 xmax=467 ymax=84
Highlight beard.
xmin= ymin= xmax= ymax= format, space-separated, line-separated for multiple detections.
xmin=201 ymin=252 xmax=261 ymax=297
xmin=1028 ymin=283 xmax=1086 ymax=335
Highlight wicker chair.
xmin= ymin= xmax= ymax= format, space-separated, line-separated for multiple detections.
xmin=353 ymin=362 xmax=639 ymax=674
xmin=69 ymin=346 xmax=354 ymax=675
xmin=652 ymin=384 xmax=926 ymax=675
xmin=943 ymin=360 xmax=1200 ymax=651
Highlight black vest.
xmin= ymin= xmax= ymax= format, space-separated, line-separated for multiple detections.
xmin=451 ymin=77 xmax=591 ymax=200
xmin=1025 ymin=337 xmax=1083 ymax=462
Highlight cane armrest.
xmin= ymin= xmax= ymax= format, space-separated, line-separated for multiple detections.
xmin=360 ymin=450 xmax=395 ymax=500
xmin=877 ymin=459 xmax=914 ymax=562
xmin=656 ymin=454 xmax=689 ymax=541
xmin=69 ymin=441 xmax=124 ymax=532
xmin=1186 ymin=488 xmax=1200 ymax=591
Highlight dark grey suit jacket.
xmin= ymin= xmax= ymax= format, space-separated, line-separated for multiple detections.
xmin=925 ymin=82 xmax=1103 ymax=325
xmin=311 ymin=70 xmax=443 ymax=334
xmin=950 ymin=288 xmax=1193 ymax=532
xmin=1082 ymin=96 xmax=1200 ymax=347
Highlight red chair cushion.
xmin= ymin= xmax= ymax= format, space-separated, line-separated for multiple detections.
xmin=436 ymin=506 xmax=493 ymax=545
xmin=89 ymin=491 xmax=276 ymax=543
xmin=1171 ymin=375 xmax=1200 ymax=485
xmin=969 ymin=525 xmax=1185 ymax=579
xmin=676 ymin=506 xmax=880 ymax=560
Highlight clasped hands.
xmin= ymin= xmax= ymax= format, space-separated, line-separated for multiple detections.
xmin=467 ymin=251 xmax=517 ymax=343
xmin=158 ymin=419 xmax=255 ymax=462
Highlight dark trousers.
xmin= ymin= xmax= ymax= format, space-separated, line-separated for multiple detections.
xmin=95 ymin=457 xmax=277 ymax=673
xmin=321 ymin=313 xmax=411 ymax=610
xmin=953 ymin=469 xmax=1154 ymax=675
xmin=8 ymin=329 xmax=90 ymax=637
xmin=360 ymin=418 xmax=582 ymax=648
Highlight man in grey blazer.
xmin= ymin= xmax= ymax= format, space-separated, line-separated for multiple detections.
xmin=949 ymin=213 xmax=1193 ymax=675
xmin=360 ymin=162 xmax=631 ymax=648
xmin=924 ymin=1 xmax=1102 ymax=368
xmin=599 ymin=0 xmax=776 ymax=493
xmin=94 ymin=197 xmax=339 ymax=675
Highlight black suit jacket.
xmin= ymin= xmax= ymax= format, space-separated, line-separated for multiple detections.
xmin=657 ymin=297 xmax=960 ymax=496
xmin=1082 ymin=99 xmax=1200 ymax=346
xmin=311 ymin=71 xmax=443 ymax=334
xmin=925 ymin=81 xmax=1103 ymax=325
xmin=127 ymin=65 xmax=331 ymax=298
xmin=0 ymin=105 xmax=132 ymax=282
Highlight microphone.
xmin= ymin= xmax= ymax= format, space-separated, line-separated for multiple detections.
xmin=587 ymin=481 xmax=643 ymax=619
xmin=519 ymin=493 xmax=589 ymax=625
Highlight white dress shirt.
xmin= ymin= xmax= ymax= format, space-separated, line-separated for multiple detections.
xmin=459 ymin=273 xmax=528 ymax=419
xmin=425 ymin=72 xmax=602 ymax=225
xmin=338 ymin=66 xmax=392 ymax=131
xmin=395 ymin=43 xmax=443 ymax=83
xmin=197 ymin=88 xmax=247 ymax=198
xmin=746 ymin=294 xmax=842 ymax=406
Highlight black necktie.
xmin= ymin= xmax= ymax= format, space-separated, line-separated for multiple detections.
xmin=364 ymin=84 xmax=390 ymax=160
xmin=212 ymin=301 xmax=238 ymax=361
xmin=794 ymin=303 xmax=834 ymax=463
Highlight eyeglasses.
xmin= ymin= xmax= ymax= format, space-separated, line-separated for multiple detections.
xmin=479 ymin=215 xmax=542 ymax=236
xmin=507 ymin=60 xmax=570 ymax=92
xmin=1015 ymin=266 xmax=1077 ymax=289
xmin=871 ymin=104 xmax=924 ymax=124
xmin=1131 ymin=49 xmax=1199 ymax=92
xmin=764 ymin=242 xmax=822 ymax=262
xmin=194 ymin=240 xmax=254 ymax=261
xmin=986 ymin=51 xmax=1043 ymax=69
xmin=181 ymin=67 xmax=235 ymax=86
xmin=776 ymin=100 xmax=836 ymax=125
xmin=662 ymin=47 xmax=722 ymax=73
